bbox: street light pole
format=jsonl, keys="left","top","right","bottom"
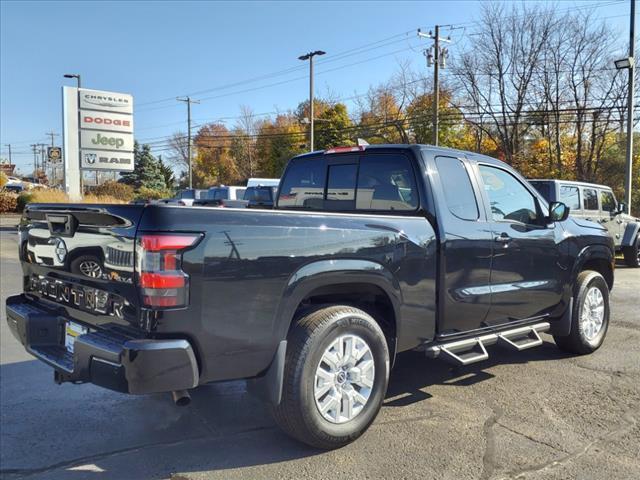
{"left": 624, "top": 0, "right": 636, "bottom": 214}
{"left": 298, "top": 50, "right": 326, "bottom": 152}
{"left": 64, "top": 73, "right": 81, "bottom": 89}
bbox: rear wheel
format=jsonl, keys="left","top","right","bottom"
{"left": 623, "top": 236, "right": 639, "bottom": 268}
{"left": 271, "top": 305, "right": 389, "bottom": 449}
{"left": 553, "top": 270, "right": 609, "bottom": 354}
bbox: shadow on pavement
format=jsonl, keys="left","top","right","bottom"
{"left": 0, "top": 338, "right": 574, "bottom": 479}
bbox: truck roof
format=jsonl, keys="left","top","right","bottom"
{"left": 528, "top": 178, "right": 612, "bottom": 190}
{"left": 295, "top": 144, "right": 509, "bottom": 168}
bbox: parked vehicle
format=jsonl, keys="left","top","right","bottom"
{"left": 193, "top": 185, "right": 248, "bottom": 208}
{"left": 243, "top": 185, "right": 278, "bottom": 209}
{"left": 6, "top": 145, "right": 615, "bottom": 449}
{"left": 246, "top": 178, "right": 279, "bottom": 188}
{"left": 3, "top": 183, "right": 24, "bottom": 193}
{"left": 529, "top": 179, "right": 639, "bottom": 267}
{"left": 163, "top": 189, "right": 207, "bottom": 206}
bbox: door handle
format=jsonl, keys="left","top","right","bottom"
{"left": 494, "top": 233, "right": 511, "bottom": 243}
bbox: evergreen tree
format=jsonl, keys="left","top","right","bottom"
{"left": 158, "top": 155, "right": 175, "bottom": 189}
{"left": 120, "top": 142, "right": 166, "bottom": 190}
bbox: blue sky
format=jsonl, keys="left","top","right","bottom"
{"left": 0, "top": 0, "right": 631, "bottom": 173}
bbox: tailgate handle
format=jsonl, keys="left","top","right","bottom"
{"left": 46, "top": 214, "right": 78, "bottom": 237}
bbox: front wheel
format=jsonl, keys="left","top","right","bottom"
{"left": 553, "top": 270, "right": 610, "bottom": 354}
{"left": 622, "top": 236, "right": 639, "bottom": 268}
{"left": 271, "top": 305, "right": 390, "bottom": 449}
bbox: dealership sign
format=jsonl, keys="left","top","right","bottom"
{"left": 80, "top": 112, "right": 134, "bottom": 133}
{"left": 79, "top": 90, "right": 133, "bottom": 114}
{"left": 77, "top": 88, "right": 134, "bottom": 171}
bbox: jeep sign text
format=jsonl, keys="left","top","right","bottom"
{"left": 80, "top": 131, "right": 133, "bottom": 152}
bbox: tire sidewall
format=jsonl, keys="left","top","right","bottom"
{"left": 574, "top": 272, "right": 610, "bottom": 350}
{"left": 298, "top": 310, "right": 389, "bottom": 442}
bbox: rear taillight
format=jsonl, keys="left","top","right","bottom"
{"left": 137, "top": 233, "right": 202, "bottom": 308}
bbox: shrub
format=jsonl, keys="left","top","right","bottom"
{"left": 16, "top": 192, "right": 33, "bottom": 211}
{"left": 29, "top": 189, "right": 70, "bottom": 203}
{"left": 82, "top": 194, "right": 126, "bottom": 204}
{"left": 0, "top": 192, "right": 18, "bottom": 213}
{"left": 0, "top": 172, "right": 8, "bottom": 189}
{"left": 135, "top": 186, "right": 172, "bottom": 201}
{"left": 92, "top": 181, "right": 135, "bottom": 202}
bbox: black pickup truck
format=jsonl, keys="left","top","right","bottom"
{"left": 6, "top": 145, "right": 615, "bottom": 449}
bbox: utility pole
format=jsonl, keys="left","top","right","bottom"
{"left": 418, "top": 27, "right": 450, "bottom": 146}
{"left": 177, "top": 96, "right": 200, "bottom": 189}
{"left": 4, "top": 144, "right": 11, "bottom": 165}
{"left": 46, "top": 131, "right": 59, "bottom": 147}
{"left": 38, "top": 144, "right": 47, "bottom": 184}
{"left": 298, "top": 50, "right": 326, "bottom": 152}
{"left": 45, "top": 132, "right": 59, "bottom": 186}
{"left": 624, "top": 0, "right": 636, "bottom": 214}
{"left": 30, "top": 144, "right": 39, "bottom": 181}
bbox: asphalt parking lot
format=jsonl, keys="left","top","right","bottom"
{"left": 1, "top": 214, "right": 639, "bottom": 480}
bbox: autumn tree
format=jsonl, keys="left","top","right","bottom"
{"left": 193, "top": 123, "right": 238, "bottom": 186}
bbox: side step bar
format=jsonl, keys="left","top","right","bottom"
{"left": 425, "top": 322, "right": 550, "bottom": 366}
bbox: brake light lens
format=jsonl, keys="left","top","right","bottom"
{"left": 324, "top": 145, "right": 366, "bottom": 154}
{"left": 137, "top": 233, "right": 202, "bottom": 308}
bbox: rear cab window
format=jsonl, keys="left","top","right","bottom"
{"left": 277, "top": 151, "right": 419, "bottom": 213}
{"left": 435, "top": 156, "right": 479, "bottom": 220}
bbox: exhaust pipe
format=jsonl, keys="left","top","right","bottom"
{"left": 171, "top": 390, "right": 191, "bottom": 407}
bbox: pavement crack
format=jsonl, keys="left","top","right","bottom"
{"left": 480, "top": 400, "right": 503, "bottom": 480}
{"left": 498, "top": 407, "right": 638, "bottom": 480}
{"left": 495, "top": 422, "right": 567, "bottom": 454}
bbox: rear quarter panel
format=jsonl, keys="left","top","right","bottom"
{"left": 139, "top": 205, "right": 437, "bottom": 383}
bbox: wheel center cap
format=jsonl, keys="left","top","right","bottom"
{"left": 336, "top": 371, "right": 347, "bottom": 384}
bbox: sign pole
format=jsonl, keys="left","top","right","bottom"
{"left": 62, "top": 86, "right": 82, "bottom": 200}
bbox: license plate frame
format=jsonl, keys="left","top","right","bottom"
{"left": 65, "top": 321, "right": 88, "bottom": 354}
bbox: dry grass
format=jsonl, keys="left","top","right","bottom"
{"left": 27, "top": 189, "right": 126, "bottom": 205}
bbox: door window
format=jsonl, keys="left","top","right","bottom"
{"left": 600, "top": 190, "right": 616, "bottom": 213}
{"left": 583, "top": 188, "right": 598, "bottom": 211}
{"left": 479, "top": 165, "right": 539, "bottom": 224}
{"left": 559, "top": 185, "right": 580, "bottom": 211}
{"left": 435, "top": 157, "right": 479, "bottom": 220}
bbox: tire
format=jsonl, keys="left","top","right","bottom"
{"left": 69, "top": 254, "right": 104, "bottom": 279}
{"left": 271, "top": 305, "right": 390, "bottom": 449}
{"left": 553, "top": 270, "right": 610, "bottom": 354}
{"left": 622, "top": 236, "right": 639, "bottom": 268}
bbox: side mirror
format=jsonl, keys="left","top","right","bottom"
{"left": 617, "top": 202, "right": 627, "bottom": 215}
{"left": 549, "top": 201, "right": 570, "bottom": 222}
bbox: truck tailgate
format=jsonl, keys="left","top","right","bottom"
{"left": 19, "top": 203, "right": 145, "bottom": 332}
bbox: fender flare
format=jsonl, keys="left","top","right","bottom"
{"left": 552, "top": 244, "right": 613, "bottom": 337}
{"left": 272, "top": 258, "right": 403, "bottom": 343}
{"left": 254, "top": 259, "right": 402, "bottom": 406}
{"left": 621, "top": 221, "right": 639, "bottom": 248}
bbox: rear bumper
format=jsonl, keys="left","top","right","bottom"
{"left": 5, "top": 294, "right": 199, "bottom": 394}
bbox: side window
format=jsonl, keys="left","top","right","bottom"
{"left": 356, "top": 154, "right": 418, "bottom": 211}
{"left": 583, "top": 188, "right": 598, "bottom": 211}
{"left": 479, "top": 165, "right": 539, "bottom": 224}
{"left": 600, "top": 190, "right": 616, "bottom": 213}
{"left": 559, "top": 185, "right": 580, "bottom": 211}
{"left": 435, "top": 157, "right": 479, "bottom": 220}
{"left": 278, "top": 156, "right": 326, "bottom": 209}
